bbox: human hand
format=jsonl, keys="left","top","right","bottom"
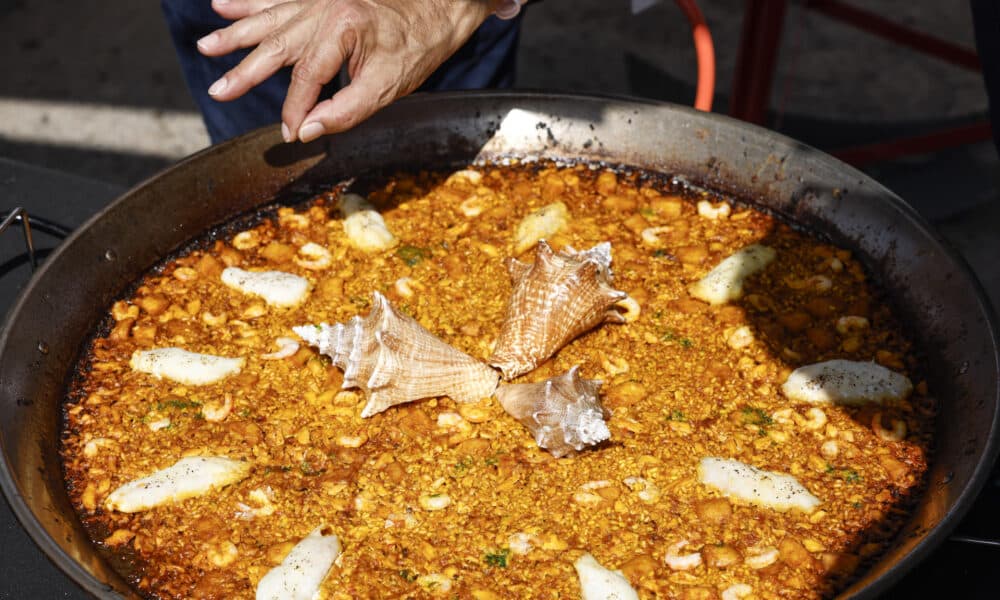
{"left": 196, "top": 0, "right": 496, "bottom": 142}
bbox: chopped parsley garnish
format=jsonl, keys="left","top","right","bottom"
{"left": 156, "top": 398, "right": 201, "bottom": 411}
{"left": 740, "top": 406, "right": 773, "bottom": 436}
{"left": 639, "top": 207, "right": 656, "bottom": 218}
{"left": 826, "top": 464, "right": 862, "bottom": 484}
{"left": 484, "top": 548, "right": 511, "bottom": 568}
{"left": 483, "top": 451, "right": 504, "bottom": 467}
{"left": 396, "top": 245, "right": 428, "bottom": 266}
{"left": 398, "top": 569, "right": 418, "bottom": 582}
{"left": 453, "top": 456, "right": 474, "bottom": 475}
{"left": 666, "top": 410, "right": 687, "bottom": 422}
{"left": 660, "top": 328, "right": 694, "bottom": 347}
{"left": 740, "top": 406, "right": 773, "bottom": 427}
{"left": 843, "top": 469, "right": 862, "bottom": 484}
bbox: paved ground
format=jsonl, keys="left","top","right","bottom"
{"left": 0, "top": 0, "right": 996, "bottom": 307}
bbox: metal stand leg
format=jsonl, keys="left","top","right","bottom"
{"left": 729, "top": 0, "right": 789, "bottom": 125}
{"left": 729, "top": 0, "right": 993, "bottom": 164}
{"left": 0, "top": 208, "right": 37, "bottom": 271}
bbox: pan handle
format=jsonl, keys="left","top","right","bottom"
{"left": 0, "top": 207, "right": 71, "bottom": 271}
{"left": 948, "top": 467, "right": 1000, "bottom": 548}
{"left": 948, "top": 534, "right": 1000, "bottom": 548}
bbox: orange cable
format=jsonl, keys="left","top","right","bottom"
{"left": 673, "top": 0, "right": 716, "bottom": 112}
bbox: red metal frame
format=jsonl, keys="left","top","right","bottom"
{"left": 729, "top": 0, "right": 788, "bottom": 124}
{"left": 832, "top": 121, "right": 993, "bottom": 165}
{"left": 808, "top": 0, "right": 980, "bottom": 71}
{"left": 729, "top": 0, "right": 992, "bottom": 166}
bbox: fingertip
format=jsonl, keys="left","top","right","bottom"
{"left": 207, "top": 77, "right": 229, "bottom": 97}
{"left": 282, "top": 84, "right": 326, "bottom": 143}
{"left": 281, "top": 109, "right": 307, "bottom": 144}
{"left": 196, "top": 32, "right": 218, "bottom": 54}
{"left": 287, "top": 63, "right": 380, "bottom": 140}
{"left": 211, "top": 0, "right": 243, "bottom": 20}
{"left": 298, "top": 121, "right": 326, "bottom": 143}
{"left": 301, "top": 94, "right": 365, "bottom": 137}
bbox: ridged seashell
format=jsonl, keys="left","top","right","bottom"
{"left": 495, "top": 366, "right": 611, "bottom": 458}
{"left": 294, "top": 292, "right": 499, "bottom": 418}
{"left": 489, "top": 241, "right": 627, "bottom": 379}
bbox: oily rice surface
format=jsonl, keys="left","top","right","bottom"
{"left": 61, "top": 164, "right": 933, "bottom": 599}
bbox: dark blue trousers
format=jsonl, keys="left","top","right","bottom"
{"left": 161, "top": 1, "right": 523, "bottom": 143}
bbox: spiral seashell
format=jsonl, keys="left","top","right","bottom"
{"left": 496, "top": 366, "right": 611, "bottom": 458}
{"left": 489, "top": 241, "right": 628, "bottom": 379}
{"left": 294, "top": 292, "right": 499, "bottom": 417}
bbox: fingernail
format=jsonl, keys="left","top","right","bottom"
{"left": 196, "top": 33, "right": 218, "bottom": 51}
{"left": 213, "top": 0, "right": 231, "bottom": 6}
{"left": 299, "top": 122, "right": 325, "bottom": 142}
{"left": 281, "top": 122, "right": 292, "bottom": 143}
{"left": 207, "top": 77, "right": 228, "bottom": 96}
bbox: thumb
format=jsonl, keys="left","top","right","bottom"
{"left": 296, "top": 76, "right": 394, "bottom": 142}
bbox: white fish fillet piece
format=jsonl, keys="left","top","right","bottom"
{"left": 221, "top": 267, "right": 310, "bottom": 307}
{"left": 574, "top": 553, "right": 639, "bottom": 600}
{"left": 781, "top": 359, "right": 913, "bottom": 405}
{"left": 130, "top": 348, "right": 244, "bottom": 386}
{"left": 688, "top": 243, "right": 776, "bottom": 305}
{"left": 513, "top": 201, "right": 570, "bottom": 254}
{"left": 256, "top": 525, "right": 341, "bottom": 600}
{"left": 105, "top": 456, "right": 251, "bottom": 513}
{"left": 340, "top": 193, "right": 398, "bottom": 252}
{"left": 698, "top": 457, "right": 820, "bottom": 513}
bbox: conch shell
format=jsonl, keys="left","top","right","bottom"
{"left": 489, "top": 241, "right": 627, "bottom": 379}
{"left": 496, "top": 366, "right": 611, "bottom": 458}
{"left": 294, "top": 292, "right": 499, "bottom": 417}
